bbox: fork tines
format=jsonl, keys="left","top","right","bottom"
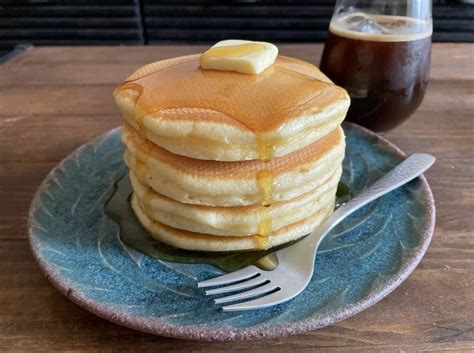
{"left": 198, "top": 266, "right": 283, "bottom": 312}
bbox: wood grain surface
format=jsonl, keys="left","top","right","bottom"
{"left": 0, "top": 44, "right": 473, "bottom": 352}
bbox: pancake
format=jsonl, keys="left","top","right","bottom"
{"left": 131, "top": 193, "right": 335, "bottom": 251}
{"left": 114, "top": 54, "right": 350, "bottom": 161}
{"left": 130, "top": 167, "right": 340, "bottom": 236}
{"left": 122, "top": 124, "right": 345, "bottom": 206}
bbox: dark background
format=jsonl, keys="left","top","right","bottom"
{"left": 1, "top": 0, "right": 474, "bottom": 59}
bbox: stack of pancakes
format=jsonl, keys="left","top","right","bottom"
{"left": 114, "top": 54, "right": 349, "bottom": 252}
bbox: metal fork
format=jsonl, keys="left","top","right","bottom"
{"left": 198, "top": 153, "right": 435, "bottom": 312}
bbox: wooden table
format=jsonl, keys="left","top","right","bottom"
{"left": 0, "top": 44, "right": 473, "bottom": 352}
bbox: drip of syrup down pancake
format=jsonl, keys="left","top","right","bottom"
{"left": 255, "top": 170, "right": 274, "bottom": 249}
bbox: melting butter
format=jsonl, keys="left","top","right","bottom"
{"left": 201, "top": 43, "right": 265, "bottom": 60}
{"left": 200, "top": 40, "right": 278, "bottom": 74}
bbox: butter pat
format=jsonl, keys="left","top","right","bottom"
{"left": 200, "top": 40, "right": 278, "bottom": 74}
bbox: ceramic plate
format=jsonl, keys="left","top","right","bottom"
{"left": 28, "top": 123, "right": 435, "bottom": 341}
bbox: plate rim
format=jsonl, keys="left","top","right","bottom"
{"left": 28, "top": 122, "right": 436, "bottom": 342}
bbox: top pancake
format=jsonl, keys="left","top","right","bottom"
{"left": 113, "top": 54, "right": 350, "bottom": 161}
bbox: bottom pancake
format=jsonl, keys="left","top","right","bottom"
{"left": 130, "top": 167, "right": 340, "bottom": 237}
{"left": 131, "top": 194, "right": 335, "bottom": 252}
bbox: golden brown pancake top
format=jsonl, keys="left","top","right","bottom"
{"left": 114, "top": 54, "right": 348, "bottom": 133}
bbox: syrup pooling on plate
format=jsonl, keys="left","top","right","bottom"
{"left": 115, "top": 55, "right": 345, "bottom": 160}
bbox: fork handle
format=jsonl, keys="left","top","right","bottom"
{"left": 306, "top": 153, "right": 435, "bottom": 249}
{"left": 330, "top": 153, "right": 435, "bottom": 229}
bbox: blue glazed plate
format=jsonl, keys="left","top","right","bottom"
{"left": 28, "top": 123, "right": 435, "bottom": 341}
